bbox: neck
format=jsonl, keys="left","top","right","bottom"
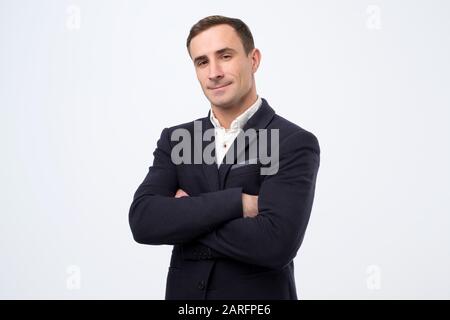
{"left": 211, "top": 91, "right": 258, "bottom": 129}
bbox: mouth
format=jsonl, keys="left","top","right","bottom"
{"left": 209, "top": 82, "right": 232, "bottom": 91}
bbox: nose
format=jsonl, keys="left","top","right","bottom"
{"left": 208, "top": 60, "right": 224, "bottom": 82}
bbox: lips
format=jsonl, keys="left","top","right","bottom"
{"left": 210, "top": 82, "right": 231, "bottom": 90}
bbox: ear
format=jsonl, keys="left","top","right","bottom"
{"left": 251, "top": 48, "right": 261, "bottom": 73}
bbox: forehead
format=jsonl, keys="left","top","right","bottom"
{"left": 190, "top": 24, "right": 244, "bottom": 58}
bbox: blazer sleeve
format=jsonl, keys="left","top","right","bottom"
{"left": 194, "top": 130, "right": 321, "bottom": 269}
{"left": 129, "top": 127, "right": 243, "bottom": 245}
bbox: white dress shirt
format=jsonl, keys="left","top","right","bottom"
{"left": 209, "top": 95, "right": 262, "bottom": 167}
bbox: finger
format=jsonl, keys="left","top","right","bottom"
{"left": 175, "top": 189, "right": 189, "bottom": 198}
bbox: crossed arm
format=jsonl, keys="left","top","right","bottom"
{"left": 129, "top": 127, "right": 320, "bottom": 269}
{"left": 175, "top": 188, "right": 259, "bottom": 218}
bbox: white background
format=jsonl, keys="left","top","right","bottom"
{"left": 1, "top": 0, "right": 449, "bottom": 299}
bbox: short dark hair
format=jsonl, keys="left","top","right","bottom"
{"left": 186, "top": 15, "right": 255, "bottom": 57}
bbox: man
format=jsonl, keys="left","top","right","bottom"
{"left": 129, "top": 15, "right": 320, "bottom": 300}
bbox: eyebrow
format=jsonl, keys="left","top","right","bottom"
{"left": 193, "top": 47, "right": 237, "bottom": 65}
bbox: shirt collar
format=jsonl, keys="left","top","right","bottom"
{"left": 209, "top": 95, "right": 262, "bottom": 130}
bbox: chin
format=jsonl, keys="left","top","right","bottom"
{"left": 212, "top": 99, "right": 233, "bottom": 109}
{"left": 209, "top": 94, "right": 236, "bottom": 108}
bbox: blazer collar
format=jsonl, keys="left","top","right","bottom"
{"left": 201, "top": 97, "right": 276, "bottom": 192}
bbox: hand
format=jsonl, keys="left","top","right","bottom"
{"left": 242, "top": 193, "right": 259, "bottom": 218}
{"left": 175, "top": 189, "right": 189, "bottom": 198}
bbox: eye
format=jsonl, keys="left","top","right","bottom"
{"left": 197, "top": 60, "right": 207, "bottom": 66}
{"left": 222, "top": 55, "right": 232, "bottom": 59}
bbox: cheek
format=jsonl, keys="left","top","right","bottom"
{"left": 196, "top": 73, "right": 207, "bottom": 87}
{"left": 237, "top": 64, "right": 252, "bottom": 83}
{"left": 236, "top": 71, "right": 251, "bottom": 89}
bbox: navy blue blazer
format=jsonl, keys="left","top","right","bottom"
{"left": 129, "top": 98, "right": 320, "bottom": 300}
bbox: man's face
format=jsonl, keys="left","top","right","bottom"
{"left": 189, "top": 24, "right": 260, "bottom": 109}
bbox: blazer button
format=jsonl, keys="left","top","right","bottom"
{"left": 197, "top": 280, "right": 206, "bottom": 290}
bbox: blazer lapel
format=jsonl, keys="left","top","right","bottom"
{"left": 201, "top": 97, "right": 276, "bottom": 191}
{"left": 218, "top": 98, "right": 276, "bottom": 188}
{"left": 200, "top": 116, "right": 220, "bottom": 192}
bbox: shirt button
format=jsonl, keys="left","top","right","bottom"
{"left": 197, "top": 280, "right": 206, "bottom": 290}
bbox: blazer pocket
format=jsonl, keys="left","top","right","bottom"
{"left": 230, "top": 158, "right": 259, "bottom": 170}
{"left": 228, "top": 164, "right": 261, "bottom": 176}
{"left": 226, "top": 165, "right": 262, "bottom": 195}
